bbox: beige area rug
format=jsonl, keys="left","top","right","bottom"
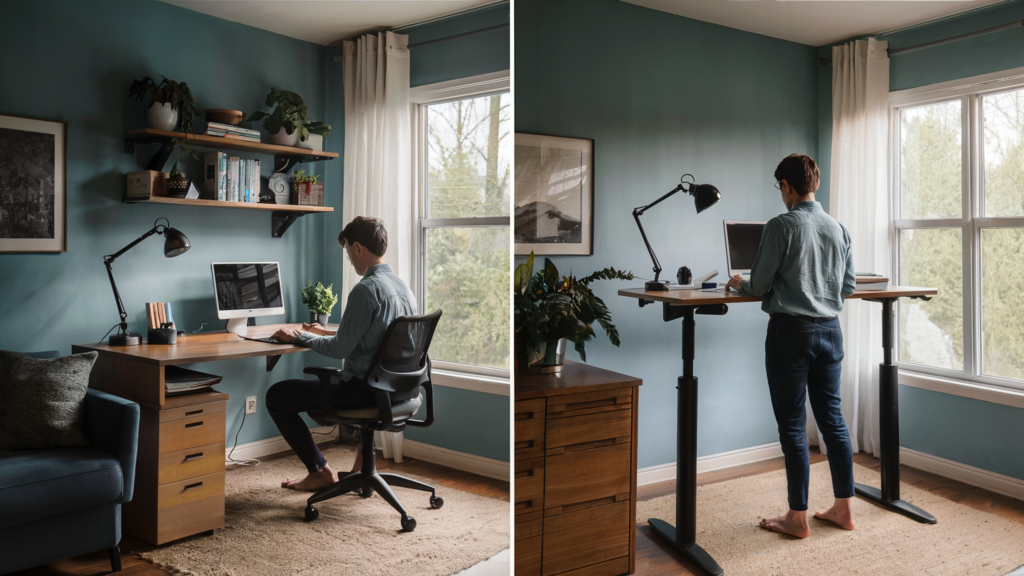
{"left": 139, "top": 445, "right": 509, "bottom": 576}
{"left": 637, "top": 462, "right": 1024, "bottom": 576}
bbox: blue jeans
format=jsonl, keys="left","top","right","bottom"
{"left": 765, "top": 314, "right": 854, "bottom": 511}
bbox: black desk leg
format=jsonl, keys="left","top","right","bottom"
{"left": 648, "top": 306, "right": 724, "bottom": 576}
{"left": 853, "top": 297, "right": 936, "bottom": 524}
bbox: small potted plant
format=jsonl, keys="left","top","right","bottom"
{"left": 243, "top": 87, "right": 309, "bottom": 147}
{"left": 300, "top": 281, "right": 339, "bottom": 326}
{"left": 128, "top": 75, "right": 199, "bottom": 159}
{"left": 166, "top": 159, "right": 189, "bottom": 198}
{"left": 514, "top": 251, "right": 635, "bottom": 372}
{"left": 291, "top": 169, "right": 323, "bottom": 206}
{"left": 298, "top": 120, "right": 332, "bottom": 152}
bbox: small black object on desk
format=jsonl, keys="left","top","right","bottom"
{"left": 147, "top": 322, "right": 177, "bottom": 345}
{"left": 632, "top": 174, "right": 721, "bottom": 291}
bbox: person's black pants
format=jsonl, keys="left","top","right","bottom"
{"left": 266, "top": 378, "right": 377, "bottom": 474}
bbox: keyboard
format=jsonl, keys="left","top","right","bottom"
{"left": 239, "top": 335, "right": 288, "bottom": 344}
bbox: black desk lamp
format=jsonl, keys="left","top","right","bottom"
{"left": 104, "top": 217, "right": 190, "bottom": 346}
{"left": 632, "top": 174, "right": 721, "bottom": 291}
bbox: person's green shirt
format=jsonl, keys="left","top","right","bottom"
{"left": 294, "top": 263, "right": 417, "bottom": 381}
{"left": 736, "top": 201, "right": 856, "bottom": 317}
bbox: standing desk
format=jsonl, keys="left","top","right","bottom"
{"left": 73, "top": 324, "right": 315, "bottom": 544}
{"left": 617, "top": 287, "right": 937, "bottom": 576}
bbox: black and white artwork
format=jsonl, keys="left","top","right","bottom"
{"left": 0, "top": 114, "right": 66, "bottom": 252}
{"left": 514, "top": 133, "right": 593, "bottom": 255}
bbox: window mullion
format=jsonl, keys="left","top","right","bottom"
{"left": 964, "top": 93, "right": 978, "bottom": 378}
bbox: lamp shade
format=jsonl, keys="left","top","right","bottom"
{"left": 163, "top": 227, "right": 190, "bottom": 257}
{"left": 693, "top": 183, "right": 721, "bottom": 213}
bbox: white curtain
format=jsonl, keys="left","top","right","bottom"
{"left": 809, "top": 38, "right": 890, "bottom": 458}
{"left": 342, "top": 31, "right": 413, "bottom": 462}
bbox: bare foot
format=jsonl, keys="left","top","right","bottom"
{"left": 814, "top": 501, "right": 856, "bottom": 530}
{"left": 759, "top": 510, "right": 810, "bottom": 539}
{"left": 281, "top": 464, "right": 336, "bottom": 491}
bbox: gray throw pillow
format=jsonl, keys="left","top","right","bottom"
{"left": 0, "top": 350, "right": 98, "bottom": 450}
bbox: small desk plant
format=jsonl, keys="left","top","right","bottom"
{"left": 291, "top": 170, "right": 323, "bottom": 206}
{"left": 300, "top": 281, "right": 339, "bottom": 326}
{"left": 514, "top": 251, "right": 634, "bottom": 372}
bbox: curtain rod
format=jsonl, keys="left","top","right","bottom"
{"left": 407, "top": 23, "right": 508, "bottom": 49}
{"left": 818, "top": 19, "right": 1024, "bottom": 65}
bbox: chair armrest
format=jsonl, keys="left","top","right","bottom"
{"left": 404, "top": 379, "right": 434, "bottom": 428}
{"left": 84, "top": 388, "right": 140, "bottom": 504}
{"left": 304, "top": 366, "right": 346, "bottom": 422}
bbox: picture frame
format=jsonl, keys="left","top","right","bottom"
{"left": 514, "top": 132, "right": 593, "bottom": 256}
{"left": 0, "top": 113, "right": 67, "bottom": 253}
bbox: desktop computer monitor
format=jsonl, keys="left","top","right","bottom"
{"left": 723, "top": 221, "right": 767, "bottom": 277}
{"left": 211, "top": 262, "right": 285, "bottom": 334}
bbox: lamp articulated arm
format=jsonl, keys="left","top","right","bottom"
{"left": 103, "top": 220, "right": 168, "bottom": 336}
{"left": 632, "top": 182, "right": 690, "bottom": 284}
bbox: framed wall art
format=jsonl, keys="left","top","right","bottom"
{"left": 0, "top": 113, "right": 67, "bottom": 253}
{"left": 514, "top": 133, "right": 593, "bottom": 256}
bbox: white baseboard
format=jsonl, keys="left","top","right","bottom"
{"left": 225, "top": 425, "right": 337, "bottom": 464}
{"left": 637, "top": 442, "right": 784, "bottom": 486}
{"left": 900, "top": 447, "right": 1024, "bottom": 502}
{"left": 403, "top": 440, "right": 510, "bottom": 481}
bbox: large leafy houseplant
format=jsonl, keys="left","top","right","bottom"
{"left": 243, "top": 88, "right": 329, "bottom": 141}
{"left": 514, "top": 251, "right": 634, "bottom": 371}
{"left": 128, "top": 75, "right": 198, "bottom": 159}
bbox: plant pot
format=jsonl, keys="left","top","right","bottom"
{"left": 166, "top": 177, "right": 190, "bottom": 198}
{"left": 269, "top": 127, "right": 298, "bottom": 147}
{"left": 148, "top": 102, "right": 179, "bottom": 132}
{"left": 293, "top": 182, "right": 324, "bottom": 207}
{"left": 309, "top": 312, "right": 329, "bottom": 326}
{"left": 298, "top": 133, "right": 323, "bottom": 152}
{"left": 529, "top": 338, "right": 567, "bottom": 373}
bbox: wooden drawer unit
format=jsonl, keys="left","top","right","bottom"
{"left": 159, "top": 410, "right": 226, "bottom": 453}
{"left": 157, "top": 442, "right": 226, "bottom": 485}
{"left": 515, "top": 362, "right": 641, "bottom": 575}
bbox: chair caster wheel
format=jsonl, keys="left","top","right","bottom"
{"left": 304, "top": 506, "right": 319, "bottom": 522}
{"left": 401, "top": 516, "right": 417, "bottom": 532}
{"left": 430, "top": 495, "right": 444, "bottom": 509}
{"left": 360, "top": 486, "right": 373, "bottom": 498}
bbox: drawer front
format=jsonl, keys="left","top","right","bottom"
{"left": 156, "top": 471, "right": 225, "bottom": 544}
{"left": 542, "top": 501, "right": 630, "bottom": 576}
{"left": 546, "top": 387, "right": 632, "bottom": 417}
{"left": 515, "top": 456, "right": 544, "bottom": 516}
{"left": 556, "top": 556, "right": 629, "bottom": 576}
{"left": 545, "top": 407, "right": 631, "bottom": 450}
{"left": 545, "top": 442, "right": 631, "bottom": 510}
{"left": 515, "top": 399, "right": 545, "bottom": 456}
{"left": 158, "top": 442, "right": 225, "bottom": 485}
{"left": 159, "top": 411, "right": 226, "bottom": 453}
{"left": 515, "top": 535, "right": 542, "bottom": 576}
{"left": 159, "top": 400, "right": 226, "bottom": 423}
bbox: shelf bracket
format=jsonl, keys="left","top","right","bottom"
{"left": 274, "top": 156, "right": 296, "bottom": 173}
{"left": 272, "top": 211, "right": 307, "bottom": 238}
{"left": 267, "top": 354, "right": 282, "bottom": 372}
{"left": 145, "top": 140, "right": 175, "bottom": 172}
{"left": 124, "top": 139, "right": 134, "bottom": 154}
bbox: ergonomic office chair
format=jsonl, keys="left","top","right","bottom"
{"left": 302, "top": 310, "right": 443, "bottom": 532}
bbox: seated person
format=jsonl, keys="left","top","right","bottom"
{"left": 266, "top": 216, "right": 417, "bottom": 491}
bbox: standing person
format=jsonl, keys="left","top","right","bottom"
{"left": 726, "top": 154, "right": 857, "bottom": 538}
{"left": 266, "top": 216, "right": 418, "bottom": 492}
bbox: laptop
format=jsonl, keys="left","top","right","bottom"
{"left": 723, "top": 220, "right": 767, "bottom": 278}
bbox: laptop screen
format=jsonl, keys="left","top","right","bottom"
{"left": 724, "top": 222, "right": 766, "bottom": 272}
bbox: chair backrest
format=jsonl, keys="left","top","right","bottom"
{"left": 363, "top": 310, "right": 443, "bottom": 395}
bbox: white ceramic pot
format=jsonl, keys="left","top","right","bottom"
{"left": 269, "top": 127, "right": 299, "bottom": 147}
{"left": 298, "top": 133, "right": 323, "bottom": 152}
{"left": 148, "top": 102, "right": 178, "bottom": 132}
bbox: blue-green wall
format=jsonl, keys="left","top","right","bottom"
{"left": 817, "top": 0, "right": 1024, "bottom": 481}
{"left": 516, "top": 0, "right": 819, "bottom": 469}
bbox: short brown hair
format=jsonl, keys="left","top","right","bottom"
{"left": 774, "top": 154, "right": 820, "bottom": 197}
{"left": 337, "top": 216, "right": 387, "bottom": 257}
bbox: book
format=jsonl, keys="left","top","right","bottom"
{"left": 205, "top": 122, "right": 260, "bottom": 136}
{"left": 856, "top": 275, "right": 890, "bottom": 290}
{"left": 240, "top": 157, "right": 247, "bottom": 202}
{"left": 205, "top": 130, "right": 260, "bottom": 141}
{"left": 218, "top": 153, "right": 227, "bottom": 201}
{"left": 228, "top": 157, "right": 239, "bottom": 202}
{"left": 203, "top": 152, "right": 225, "bottom": 200}
{"left": 164, "top": 365, "right": 223, "bottom": 396}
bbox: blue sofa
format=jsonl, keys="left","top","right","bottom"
{"left": 0, "top": 388, "right": 140, "bottom": 575}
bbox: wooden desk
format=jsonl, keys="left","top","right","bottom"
{"left": 515, "top": 362, "right": 642, "bottom": 576}
{"left": 617, "top": 287, "right": 937, "bottom": 576}
{"left": 73, "top": 324, "right": 312, "bottom": 544}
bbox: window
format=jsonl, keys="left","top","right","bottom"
{"left": 411, "top": 73, "right": 510, "bottom": 375}
{"left": 892, "top": 74, "right": 1024, "bottom": 389}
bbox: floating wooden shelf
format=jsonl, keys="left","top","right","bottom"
{"left": 124, "top": 129, "right": 339, "bottom": 166}
{"left": 124, "top": 195, "right": 333, "bottom": 213}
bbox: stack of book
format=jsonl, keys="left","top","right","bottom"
{"left": 203, "top": 122, "right": 260, "bottom": 142}
{"left": 203, "top": 152, "right": 261, "bottom": 203}
{"left": 855, "top": 274, "right": 890, "bottom": 290}
{"left": 165, "top": 365, "right": 223, "bottom": 397}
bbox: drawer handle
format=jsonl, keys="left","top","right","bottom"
{"left": 185, "top": 421, "right": 204, "bottom": 429}
{"left": 514, "top": 440, "right": 535, "bottom": 450}
{"left": 184, "top": 481, "right": 203, "bottom": 491}
{"left": 514, "top": 468, "right": 535, "bottom": 479}
{"left": 185, "top": 409, "right": 204, "bottom": 417}
{"left": 184, "top": 452, "right": 205, "bottom": 461}
{"left": 514, "top": 412, "right": 534, "bottom": 421}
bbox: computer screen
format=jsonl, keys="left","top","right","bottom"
{"left": 212, "top": 263, "right": 283, "bottom": 314}
{"left": 724, "top": 221, "right": 766, "bottom": 273}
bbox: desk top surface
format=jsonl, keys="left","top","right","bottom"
{"left": 617, "top": 286, "right": 937, "bottom": 306}
{"left": 72, "top": 323, "right": 321, "bottom": 366}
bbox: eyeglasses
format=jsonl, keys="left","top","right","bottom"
{"left": 773, "top": 181, "right": 782, "bottom": 190}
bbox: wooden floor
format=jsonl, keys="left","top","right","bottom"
{"left": 634, "top": 447, "right": 1024, "bottom": 576}
{"left": 12, "top": 441, "right": 509, "bottom": 576}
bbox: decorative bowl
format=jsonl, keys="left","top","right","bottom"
{"left": 204, "top": 109, "right": 244, "bottom": 126}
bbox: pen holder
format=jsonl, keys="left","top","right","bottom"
{"left": 148, "top": 322, "right": 177, "bottom": 345}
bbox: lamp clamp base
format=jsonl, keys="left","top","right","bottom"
{"left": 109, "top": 332, "right": 142, "bottom": 346}
{"left": 645, "top": 280, "right": 670, "bottom": 291}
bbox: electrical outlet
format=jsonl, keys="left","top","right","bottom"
{"left": 245, "top": 396, "right": 258, "bottom": 415}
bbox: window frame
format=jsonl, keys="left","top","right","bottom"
{"left": 409, "top": 71, "right": 511, "bottom": 380}
{"left": 889, "top": 65, "right": 1024, "bottom": 393}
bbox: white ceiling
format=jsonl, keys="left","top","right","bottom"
{"left": 159, "top": 0, "right": 497, "bottom": 46}
{"left": 621, "top": 0, "right": 1010, "bottom": 46}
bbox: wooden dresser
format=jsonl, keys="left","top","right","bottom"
{"left": 515, "top": 361, "right": 641, "bottom": 576}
